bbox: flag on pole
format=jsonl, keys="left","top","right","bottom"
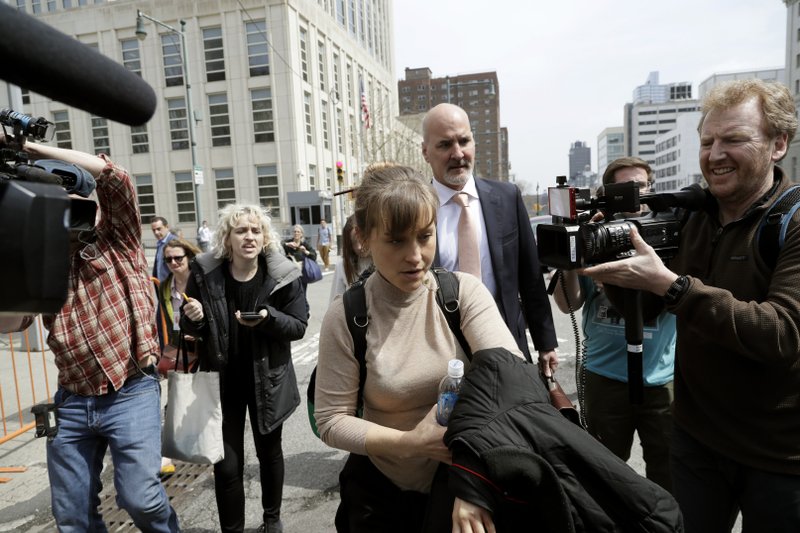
{"left": 360, "top": 79, "right": 372, "bottom": 129}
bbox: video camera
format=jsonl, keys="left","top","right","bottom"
{"left": 536, "top": 175, "right": 706, "bottom": 270}
{"left": 0, "top": 109, "right": 97, "bottom": 314}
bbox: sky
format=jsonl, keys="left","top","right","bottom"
{"left": 392, "top": 0, "right": 788, "bottom": 193}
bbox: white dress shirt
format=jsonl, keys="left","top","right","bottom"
{"left": 432, "top": 176, "right": 497, "bottom": 296}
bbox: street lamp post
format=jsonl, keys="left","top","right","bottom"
{"left": 136, "top": 10, "right": 203, "bottom": 226}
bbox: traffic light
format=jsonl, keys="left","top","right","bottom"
{"left": 336, "top": 162, "right": 344, "bottom": 184}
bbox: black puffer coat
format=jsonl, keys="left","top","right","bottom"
{"left": 444, "top": 348, "right": 683, "bottom": 533}
{"left": 181, "top": 249, "right": 307, "bottom": 434}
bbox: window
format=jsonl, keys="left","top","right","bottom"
{"left": 303, "top": 92, "right": 313, "bottom": 143}
{"left": 308, "top": 164, "right": 316, "bottom": 190}
{"left": 346, "top": 62, "right": 354, "bottom": 108}
{"left": 332, "top": 51, "right": 341, "bottom": 102}
{"left": 175, "top": 171, "right": 196, "bottom": 223}
{"left": 251, "top": 88, "right": 274, "bottom": 143}
{"left": 348, "top": 0, "right": 357, "bottom": 35}
{"left": 32, "top": 0, "right": 41, "bottom": 13}
{"left": 317, "top": 40, "right": 326, "bottom": 91}
{"left": 349, "top": 114, "right": 357, "bottom": 156}
{"left": 336, "top": 0, "right": 346, "bottom": 25}
{"left": 214, "top": 168, "right": 236, "bottom": 209}
{"left": 161, "top": 33, "right": 184, "bottom": 87}
{"left": 245, "top": 20, "right": 269, "bottom": 77}
{"left": 203, "top": 27, "right": 225, "bottom": 82}
{"left": 91, "top": 116, "right": 110, "bottom": 155}
{"left": 134, "top": 175, "right": 156, "bottom": 220}
{"left": 325, "top": 167, "right": 332, "bottom": 190}
{"left": 53, "top": 111, "right": 72, "bottom": 149}
{"left": 321, "top": 99, "right": 330, "bottom": 149}
{"left": 208, "top": 93, "right": 231, "bottom": 147}
{"left": 167, "top": 97, "right": 189, "bottom": 150}
{"left": 335, "top": 109, "right": 343, "bottom": 153}
{"left": 299, "top": 27, "right": 309, "bottom": 82}
{"left": 62, "top": 0, "right": 72, "bottom": 6}
{"left": 121, "top": 39, "right": 142, "bottom": 76}
{"left": 16, "top": 0, "right": 25, "bottom": 11}
{"left": 21, "top": 88, "right": 30, "bottom": 105}
{"left": 130, "top": 124, "right": 149, "bottom": 154}
{"left": 256, "top": 165, "right": 280, "bottom": 217}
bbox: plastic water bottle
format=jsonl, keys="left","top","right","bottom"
{"left": 436, "top": 359, "right": 465, "bottom": 426}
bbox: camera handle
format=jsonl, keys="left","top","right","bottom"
{"left": 622, "top": 288, "right": 644, "bottom": 404}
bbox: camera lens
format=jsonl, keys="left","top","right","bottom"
{"left": 580, "top": 221, "right": 635, "bottom": 264}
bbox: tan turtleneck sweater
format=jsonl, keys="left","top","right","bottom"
{"left": 314, "top": 270, "right": 522, "bottom": 492}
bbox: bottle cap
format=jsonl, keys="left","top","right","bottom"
{"left": 448, "top": 359, "right": 464, "bottom": 378}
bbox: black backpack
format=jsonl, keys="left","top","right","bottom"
{"left": 306, "top": 267, "right": 470, "bottom": 438}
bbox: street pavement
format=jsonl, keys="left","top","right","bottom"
{"left": 0, "top": 253, "right": 741, "bottom": 531}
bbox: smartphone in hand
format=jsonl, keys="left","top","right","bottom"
{"left": 239, "top": 312, "right": 263, "bottom": 320}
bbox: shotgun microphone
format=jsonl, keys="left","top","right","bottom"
{"left": 0, "top": 3, "right": 157, "bottom": 126}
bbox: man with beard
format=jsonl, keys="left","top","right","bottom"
{"left": 581, "top": 79, "right": 800, "bottom": 531}
{"left": 421, "top": 103, "right": 558, "bottom": 372}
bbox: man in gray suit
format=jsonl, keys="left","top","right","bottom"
{"left": 422, "top": 103, "right": 558, "bottom": 372}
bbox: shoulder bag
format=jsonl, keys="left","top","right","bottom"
{"left": 162, "top": 336, "right": 225, "bottom": 464}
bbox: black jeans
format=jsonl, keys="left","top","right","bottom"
{"left": 215, "top": 376, "right": 285, "bottom": 533}
{"left": 335, "top": 454, "right": 453, "bottom": 533}
{"left": 671, "top": 425, "right": 800, "bottom": 533}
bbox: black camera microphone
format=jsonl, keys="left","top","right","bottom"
{"left": 0, "top": 3, "right": 156, "bottom": 126}
{"left": 640, "top": 183, "right": 707, "bottom": 212}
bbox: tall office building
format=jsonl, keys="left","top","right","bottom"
{"left": 596, "top": 127, "right": 624, "bottom": 179}
{"left": 623, "top": 72, "right": 699, "bottom": 165}
{"left": 7, "top": 0, "right": 404, "bottom": 245}
{"left": 652, "top": 112, "right": 702, "bottom": 193}
{"left": 398, "top": 67, "right": 509, "bottom": 180}
{"left": 568, "top": 140, "right": 591, "bottom": 181}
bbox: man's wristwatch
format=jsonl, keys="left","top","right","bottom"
{"left": 663, "top": 275, "right": 690, "bottom": 304}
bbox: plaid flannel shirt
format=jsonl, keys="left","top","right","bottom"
{"left": 43, "top": 155, "right": 159, "bottom": 395}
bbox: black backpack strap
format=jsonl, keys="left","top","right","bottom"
{"left": 343, "top": 278, "right": 369, "bottom": 410}
{"left": 431, "top": 267, "right": 472, "bottom": 360}
{"left": 757, "top": 185, "right": 800, "bottom": 270}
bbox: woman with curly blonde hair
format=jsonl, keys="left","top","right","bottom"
{"left": 181, "top": 204, "right": 307, "bottom": 533}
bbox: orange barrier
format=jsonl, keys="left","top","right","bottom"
{"left": 0, "top": 317, "right": 55, "bottom": 446}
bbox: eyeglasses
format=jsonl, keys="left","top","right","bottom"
{"left": 164, "top": 255, "right": 186, "bottom": 264}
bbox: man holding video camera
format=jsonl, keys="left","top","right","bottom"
{"left": 582, "top": 79, "right": 800, "bottom": 531}
{"left": 0, "top": 139, "right": 179, "bottom": 531}
{"left": 552, "top": 157, "right": 676, "bottom": 492}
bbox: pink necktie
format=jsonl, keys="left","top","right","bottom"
{"left": 453, "top": 192, "right": 481, "bottom": 278}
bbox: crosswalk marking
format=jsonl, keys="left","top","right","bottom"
{"left": 292, "top": 333, "right": 320, "bottom": 366}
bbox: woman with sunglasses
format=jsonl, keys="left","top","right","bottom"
{"left": 157, "top": 239, "right": 202, "bottom": 353}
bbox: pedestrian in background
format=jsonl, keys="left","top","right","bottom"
{"left": 181, "top": 204, "right": 308, "bottom": 533}
{"left": 197, "top": 219, "right": 212, "bottom": 252}
{"left": 317, "top": 218, "right": 332, "bottom": 271}
{"left": 151, "top": 215, "right": 177, "bottom": 282}
{"left": 329, "top": 214, "right": 373, "bottom": 302}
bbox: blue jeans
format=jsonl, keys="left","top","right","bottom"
{"left": 48, "top": 372, "right": 180, "bottom": 532}
{"left": 672, "top": 425, "right": 800, "bottom": 533}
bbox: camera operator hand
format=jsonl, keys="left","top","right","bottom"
{"left": 579, "top": 226, "right": 678, "bottom": 297}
